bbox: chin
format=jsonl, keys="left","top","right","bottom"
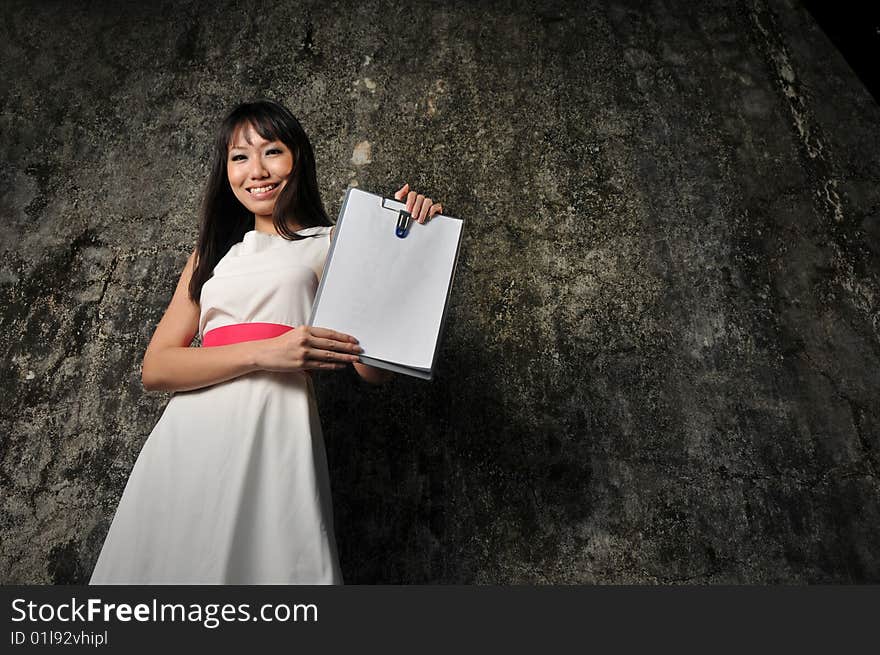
{"left": 250, "top": 202, "right": 276, "bottom": 214}
{"left": 237, "top": 197, "right": 275, "bottom": 214}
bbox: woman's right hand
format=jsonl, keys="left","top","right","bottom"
{"left": 253, "top": 326, "right": 362, "bottom": 373}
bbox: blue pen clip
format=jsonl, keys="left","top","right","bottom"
{"left": 396, "top": 209, "right": 412, "bottom": 238}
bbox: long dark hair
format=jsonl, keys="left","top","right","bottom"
{"left": 188, "top": 99, "right": 332, "bottom": 303}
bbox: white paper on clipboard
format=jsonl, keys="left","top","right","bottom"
{"left": 308, "top": 187, "right": 463, "bottom": 379}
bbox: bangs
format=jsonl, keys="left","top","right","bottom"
{"left": 220, "top": 104, "right": 287, "bottom": 152}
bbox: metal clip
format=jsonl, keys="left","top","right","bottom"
{"left": 396, "top": 209, "right": 412, "bottom": 238}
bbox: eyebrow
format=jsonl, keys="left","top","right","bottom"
{"left": 229, "top": 138, "right": 280, "bottom": 151}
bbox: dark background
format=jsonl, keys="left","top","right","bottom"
{"left": 1, "top": 0, "right": 878, "bottom": 583}
{"left": 804, "top": 2, "right": 880, "bottom": 104}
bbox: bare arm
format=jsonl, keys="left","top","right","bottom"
{"left": 142, "top": 249, "right": 360, "bottom": 393}
{"left": 141, "top": 250, "right": 261, "bottom": 393}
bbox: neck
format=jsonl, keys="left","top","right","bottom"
{"left": 254, "top": 215, "right": 304, "bottom": 235}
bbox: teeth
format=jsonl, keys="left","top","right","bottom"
{"left": 249, "top": 183, "right": 278, "bottom": 194}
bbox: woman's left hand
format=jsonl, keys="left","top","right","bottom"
{"left": 394, "top": 183, "right": 443, "bottom": 224}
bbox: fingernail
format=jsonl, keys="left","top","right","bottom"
{"left": 355, "top": 346, "right": 364, "bottom": 352}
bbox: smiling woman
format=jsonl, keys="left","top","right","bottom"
{"left": 227, "top": 126, "right": 295, "bottom": 228}
{"left": 194, "top": 99, "right": 334, "bottom": 253}
{"left": 87, "top": 99, "right": 445, "bottom": 585}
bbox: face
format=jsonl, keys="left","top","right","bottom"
{"left": 227, "top": 122, "right": 294, "bottom": 220}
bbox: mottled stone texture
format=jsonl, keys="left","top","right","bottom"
{"left": 1, "top": 0, "right": 878, "bottom": 584}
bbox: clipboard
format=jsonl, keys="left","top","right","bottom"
{"left": 308, "top": 187, "right": 464, "bottom": 380}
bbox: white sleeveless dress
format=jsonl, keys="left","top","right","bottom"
{"left": 89, "top": 225, "right": 343, "bottom": 584}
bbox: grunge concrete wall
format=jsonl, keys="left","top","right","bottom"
{"left": 1, "top": 0, "right": 878, "bottom": 583}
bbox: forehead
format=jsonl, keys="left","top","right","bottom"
{"left": 228, "top": 122, "right": 279, "bottom": 150}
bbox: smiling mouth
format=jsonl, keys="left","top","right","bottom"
{"left": 247, "top": 183, "right": 280, "bottom": 195}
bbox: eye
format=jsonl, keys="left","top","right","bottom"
{"left": 267, "top": 148, "right": 282, "bottom": 155}
{"left": 230, "top": 154, "right": 245, "bottom": 161}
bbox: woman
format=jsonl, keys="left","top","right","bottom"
{"left": 89, "top": 99, "right": 443, "bottom": 584}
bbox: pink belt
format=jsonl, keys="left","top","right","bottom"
{"left": 202, "top": 322, "right": 294, "bottom": 347}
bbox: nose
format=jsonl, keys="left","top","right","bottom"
{"left": 248, "top": 156, "right": 269, "bottom": 179}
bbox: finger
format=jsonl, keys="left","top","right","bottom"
{"left": 428, "top": 202, "right": 443, "bottom": 219}
{"left": 394, "top": 183, "right": 409, "bottom": 201}
{"left": 310, "top": 327, "right": 359, "bottom": 343}
{"left": 310, "top": 336, "right": 363, "bottom": 354}
{"left": 306, "top": 348, "right": 360, "bottom": 363}
{"left": 418, "top": 197, "right": 432, "bottom": 223}
{"left": 406, "top": 190, "right": 416, "bottom": 214}
{"left": 411, "top": 194, "right": 426, "bottom": 222}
